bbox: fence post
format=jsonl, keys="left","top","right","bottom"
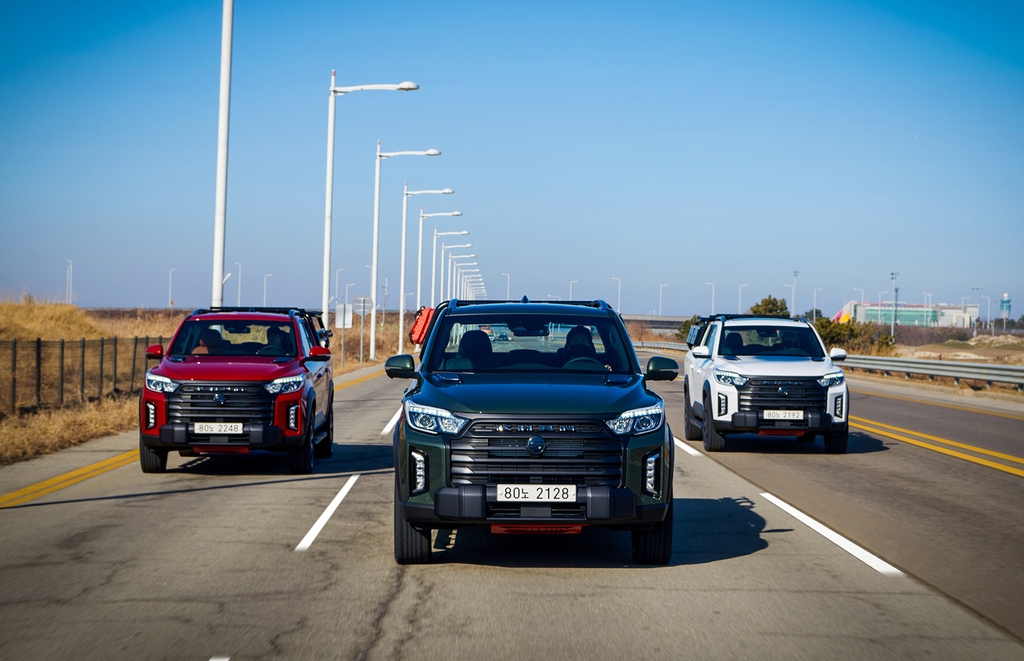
{"left": 58, "top": 339, "right": 65, "bottom": 406}
{"left": 79, "top": 338, "right": 85, "bottom": 402}
{"left": 112, "top": 337, "right": 118, "bottom": 394}
{"left": 130, "top": 336, "right": 138, "bottom": 394}
{"left": 98, "top": 338, "right": 105, "bottom": 399}
{"left": 35, "top": 338, "right": 42, "bottom": 407}
{"left": 9, "top": 339, "right": 15, "bottom": 414}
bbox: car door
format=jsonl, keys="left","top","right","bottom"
{"left": 298, "top": 320, "right": 327, "bottom": 428}
{"left": 692, "top": 323, "right": 718, "bottom": 413}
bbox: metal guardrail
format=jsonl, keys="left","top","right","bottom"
{"left": 634, "top": 342, "right": 1024, "bottom": 389}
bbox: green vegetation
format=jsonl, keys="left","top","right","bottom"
{"left": 675, "top": 314, "right": 700, "bottom": 342}
{"left": 750, "top": 295, "right": 789, "bottom": 317}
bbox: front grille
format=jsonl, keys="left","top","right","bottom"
{"left": 488, "top": 503, "right": 588, "bottom": 519}
{"left": 167, "top": 383, "right": 274, "bottom": 426}
{"left": 450, "top": 420, "right": 623, "bottom": 487}
{"left": 737, "top": 379, "right": 827, "bottom": 413}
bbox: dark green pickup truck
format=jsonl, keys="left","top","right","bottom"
{"left": 385, "top": 298, "right": 678, "bottom": 565}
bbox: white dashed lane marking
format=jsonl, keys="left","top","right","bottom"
{"left": 295, "top": 475, "right": 360, "bottom": 552}
{"left": 673, "top": 437, "right": 703, "bottom": 457}
{"left": 381, "top": 407, "right": 403, "bottom": 435}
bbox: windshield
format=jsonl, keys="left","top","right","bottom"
{"left": 169, "top": 320, "right": 298, "bottom": 357}
{"left": 424, "top": 313, "right": 634, "bottom": 373}
{"left": 718, "top": 325, "right": 825, "bottom": 358}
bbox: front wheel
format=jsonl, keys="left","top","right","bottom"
{"left": 631, "top": 498, "right": 674, "bottom": 565}
{"left": 702, "top": 395, "right": 727, "bottom": 452}
{"left": 289, "top": 409, "right": 315, "bottom": 474}
{"left": 682, "top": 387, "right": 702, "bottom": 441}
{"left": 824, "top": 427, "right": 849, "bottom": 454}
{"left": 139, "top": 437, "right": 167, "bottom": 473}
{"left": 394, "top": 482, "right": 431, "bottom": 564}
{"left": 314, "top": 403, "right": 334, "bottom": 459}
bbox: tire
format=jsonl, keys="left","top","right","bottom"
{"left": 824, "top": 427, "right": 849, "bottom": 454}
{"left": 702, "top": 395, "right": 727, "bottom": 452}
{"left": 289, "top": 408, "right": 315, "bottom": 474}
{"left": 631, "top": 497, "right": 674, "bottom": 565}
{"left": 682, "top": 386, "right": 702, "bottom": 441}
{"left": 314, "top": 402, "right": 334, "bottom": 459}
{"left": 394, "top": 481, "right": 431, "bottom": 564}
{"left": 139, "top": 437, "right": 167, "bottom": 473}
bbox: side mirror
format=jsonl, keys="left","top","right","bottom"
{"left": 646, "top": 356, "right": 679, "bottom": 381}
{"left": 690, "top": 345, "right": 710, "bottom": 359}
{"left": 385, "top": 354, "right": 416, "bottom": 379}
{"left": 145, "top": 344, "right": 164, "bottom": 359}
{"left": 306, "top": 346, "right": 331, "bottom": 362}
{"left": 829, "top": 347, "right": 847, "bottom": 361}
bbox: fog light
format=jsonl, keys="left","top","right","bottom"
{"left": 145, "top": 402, "right": 156, "bottom": 429}
{"left": 718, "top": 393, "right": 728, "bottom": 417}
{"left": 644, "top": 452, "right": 660, "bottom": 497}
{"left": 834, "top": 395, "right": 844, "bottom": 419}
{"left": 411, "top": 449, "right": 428, "bottom": 495}
{"left": 287, "top": 405, "right": 299, "bottom": 431}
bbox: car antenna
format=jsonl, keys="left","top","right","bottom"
{"left": 521, "top": 296, "right": 530, "bottom": 303}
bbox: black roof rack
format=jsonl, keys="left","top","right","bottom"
{"left": 702, "top": 313, "right": 799, "bottom": 323}
{"left": 188, "top": 306, "right": 322, "bottom": 317}
{"left": 447, "top": 299, "right": 612, "bottom": 310}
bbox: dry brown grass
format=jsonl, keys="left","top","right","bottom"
{"left": 0, "top": 397, "right": 138, "bottom": 466}
{"left": 0, "top": 297, "right": 183, "bottom": 341}
{"left": 87, "top": 308, "right": 186, "bottom": 339}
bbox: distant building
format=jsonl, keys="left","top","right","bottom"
{"left": 832, "top": 300, "right": 979, "bottom": 328}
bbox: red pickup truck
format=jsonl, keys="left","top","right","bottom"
{"left": 139, "top": 308, "right": 334, "bottom": 474}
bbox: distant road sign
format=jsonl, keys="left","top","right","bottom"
{"left": 335, "top": 303, "right": 353, "bottom": 329}
{"left": 352, "top": 296, "right": 373, "bottom": 316}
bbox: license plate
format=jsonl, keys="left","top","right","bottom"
{"left": 193, "top": 422, "right": 244, "bottom": 434}
{"left": 763, "top": 410, "right": 803, "bottom": 420}
{"left": 496, "top": 485, "right": 577, "bottom": 502}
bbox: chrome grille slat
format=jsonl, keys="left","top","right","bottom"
{"left": 166, "top": 382, "right": 273, "bottom": 425}
{"left": 736, "top": 379, "right": 827, "bottom": 413}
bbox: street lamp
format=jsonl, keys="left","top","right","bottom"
{"left": 878, "top": 291, "right": 887, "bottom": 324}
{"left": 611, "top": 277, "right": 622, "bottom": 311}
{"left": 502, "top": 273, "right": 511, "bottom": 300}
{"left": 369, "top": 142, "right": 441, "bottom": 360}
{"left": 453, "top": 264, "right": 478, "bottom": 299}
{"left": 320, "top": 72, "right": 419, "bottom": 330}
{"left": 210, "top": 0, "right": 234, "bottom": 309}
{"left": 66, "top": 260, "right": 73, "bottom": 305}
{"left": 447, "top": 253, "right": 475, "bottom": 299}
{"left": 704, "top": 282, "right": 714, "bottom": 315}
{"left": 235, "top": 261, "right": 242, "bottom": 306}
{"left": 438, "top": 242, "right": 471, "bottom": 304}
{"left": 982, "top": 294, "right": 992, "bottom": 335}
{"left": 263, "top": 273, "right": 273, "bottom": 306}
{"left": 659, "top": 283, "right": 669, "bottom": 316}
{"left": 569, "top": 280, "right": 578, "bottom": 300}
{"left": 431, "top": 231, "right": 469, "bottom": 307}
{"left": 813, "top": 287, "right": 822, "bottom": 322}
{"left": 418, "top": 209, "right": 460, "bottom": 308}
{"left": 738, "top": 284, "right": 748, "bottom": 314}
{"left": 791, "top": 270, "right": 800, "bottom": 317}
{"left": 168, "top": 268, "right": 175, "bottom": 308}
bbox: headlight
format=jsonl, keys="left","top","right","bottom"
{"left": 406, "top": 403, "right": 467, "bottom": 435}
{"left": 714, "top": 369, "right": 748, "bottom": 387}
{"left": 264, "top": 375, "right": 304, "bottom": 394}
{"left": 606, "top": 403, "right": 664, "bottom": 436}
{"left": 145, "top": 372, "right": 179, "bottom": 393}
{"left": 817, "top": 371, "right": 845, "bottom": 388}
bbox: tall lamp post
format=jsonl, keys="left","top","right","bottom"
{"left": 569, "top": 280, "right": 578, "bottom": 300}
{"left": 439, "top": 245, "right": 472, "bottom": 301}
{"left": 235, "top": 261, "right": 242, "bottom": 306}
{"left": 369, "top": 143, "right": 441, "bottom": 360}
{"left": 448, "top": 254, "right": 475, "bottom": 299}
{"left": 813, "top": 287, "right": 823, "bottom": 322}
{"left": 612, "top": 277, "right": 621, "bottom": 311}
{"left": 659, "top": 284, "right": 669, "bottom": 316}
{"left": 418, "top": 210, "right": 460, "bottom": 308}
{"left": 503, "top": 273, "right": 511, "bottom": 300}
{"left": 66, "top": 260, "right": 73, "bottom": 305}
{"left": 210, "top": 0, "right": 234, "bottom": 308}
{"left": 453, "top": 264, "right": 478, "bottom": 299}
{"left": 704, "top": 282, "right": 714, "bottom": 315}
{"left": 263, "top": 273, "right": 273, "bottom": 306}
{"left": 398, "top": 187, "right": 455, "bottom": 354}
{"left": 432, "top": 233, "right": 469, "bottom": 307}
{"left": 738, "top": 284, "right": 748, "bottom": 314}
{"left": 168, "top": 268, "right": 175, "bottom": 308}
{"left": 320, "top": 72, "right": 419, "bottom": 330}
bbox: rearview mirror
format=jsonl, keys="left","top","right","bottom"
{"left": 145, "top": 344, "right": 164, "bottom": 359}
{"left": 306, "top": 346, "right": 331, "bottom": 362}
{"left": 385, "top": 354, "right": 416, "bottom": 379}
{"left": 646, "top": 356, "right": 679, "bottom": 381}
{"left": 829, "top": 347, "right": 847, "bottom": 361}
{"left": 690, "top": 345, "right": 710, "bottom": 359}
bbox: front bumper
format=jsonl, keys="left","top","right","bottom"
{"left": 141, "top": 423, "right": 298, "bottom": 451}
{"left": 713, "top": 411, "right": 847, "bottom": 433}
{"left": 402, "top": 485, "right": 669, "bottom": 528}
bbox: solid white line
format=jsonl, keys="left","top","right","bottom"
{"left": 673, "top": 437, "right": 703, "bottom": 457}
{"left": 210, "top": 657, "right": 230, "bottom": 661}
{"left": 759, "top": 492, "right": 903, "bottom": 576}
{"left": 295, "top": 475, "right": 360, "bottom": 552}
{"left": 381, "top": 407, "right": 403, "bottom": 435}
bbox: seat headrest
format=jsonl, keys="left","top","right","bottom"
{"left": 459, "top": 330, "right": 492, "bottom": 358}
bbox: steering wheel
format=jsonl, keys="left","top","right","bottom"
{"left": 563, "top": 357, "right": 606, "bottom": 370}
{"left": 257, "top": 346, "right": 286, "bottom": 356}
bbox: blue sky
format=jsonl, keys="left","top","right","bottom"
{"left": 1, "top": 0, "right": 1022, "bottom": 318}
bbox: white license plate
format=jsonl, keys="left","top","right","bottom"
{"left": 193, "top": 422, "right": 244, "bottom": 434}
{"left": 496, "top": 485, "right": 577, "bottom": 502}
{"left": 763, "top": 410, "right": 804, "bottom": 420}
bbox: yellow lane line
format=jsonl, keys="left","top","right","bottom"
{"left": 850, "top": 422, "right": 1024, "bottom": 479}
{"left": 850, "top": 415, "right": 1024, "bottom": 466}
{"left": 334, "top": 369, "right": 384, "bottom": 392}
{"left": 0, "top": 450, "right": 140, "bottom": 509}
{"left": 850, "top": 388, "right": 1024, "bottom": 422}
{"left": 0, "top": 369, "right": 385, "bottom": 510}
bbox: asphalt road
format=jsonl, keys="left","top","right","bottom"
{"left": 1, "top": 368, "right": 1023, "bottom": 660}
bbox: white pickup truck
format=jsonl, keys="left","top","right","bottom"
{"left": 681, "top": 315, "right": 849, "bottom": 453}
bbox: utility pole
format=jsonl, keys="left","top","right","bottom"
{"left": 890, "top": 271, "right": 899, "bottom": 340}
{"left": 791, "top": 270, "right": 799, "bottom": 318}
{"left": 612, "top": 277, "right": 621, "bottom": 311}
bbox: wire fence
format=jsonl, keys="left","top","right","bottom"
{"left": 0, "top": 337, "right": 166, "bottom": 417}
